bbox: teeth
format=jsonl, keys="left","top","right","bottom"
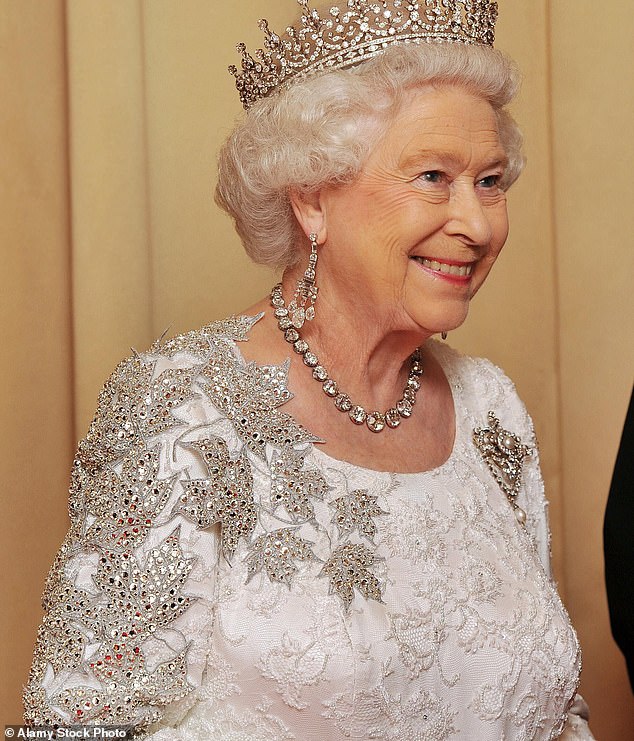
{"left": 414, "top": 257, "right": 473, "bottom": 277}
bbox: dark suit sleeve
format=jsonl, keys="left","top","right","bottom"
{"left": 604, "top": 387, "right": 634, "bottom": 692}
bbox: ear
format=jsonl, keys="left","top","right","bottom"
{"left": 289, "top": 189, "right": 327, "bottom": 244}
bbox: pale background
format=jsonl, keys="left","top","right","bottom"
{"left": 1, "top": 1, "right": 633, "bottom": 737}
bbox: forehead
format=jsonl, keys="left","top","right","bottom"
{"left": 374, "top": 85, "right": 505, "bottom": 166}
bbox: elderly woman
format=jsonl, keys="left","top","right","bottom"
{"left": 24, "top": 1, "right": 594, "bottom": 739}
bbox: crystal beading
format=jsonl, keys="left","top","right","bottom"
{"left": 321, "top": 543, "right": 383, "bottom": 608}
{"left": 230, "top": 0, "right": 499, "bottom": 109}
{"left": 271, "top": 283, "right": 423, "bottom": 433}
{"left": 333, "top": 489, "right": 387, "bottom": 540}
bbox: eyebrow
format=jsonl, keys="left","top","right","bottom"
{"left": 399, "top": 148, "right": 509, "bottom": 172}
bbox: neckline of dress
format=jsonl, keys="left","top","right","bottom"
{"left": 230, "top": 318, "right": 464, "bottom": 478}
{"left": 308, "top": 339, "right": 463, "bottom": 478}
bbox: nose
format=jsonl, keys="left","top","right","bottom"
{"left": 445, "top": 184, "right": 493, "bottom": 246}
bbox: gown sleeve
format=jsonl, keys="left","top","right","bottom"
{"left": 493, "top": 363, "right": 595, "bottom": 741}
{"left": 23, "top": 346, "right": 221, "bottom": 737}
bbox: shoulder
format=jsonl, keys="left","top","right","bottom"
{"left": 430, "top": 342, "right": 550, "bottom": 560}
{"left": 429, "top": 339, "right": 536, "bottom": 444}
{"left": 76, "top": 312, "right": 318, "bottom": 477}
{"left": 76, "top": 314, "right": 264, "bottom": 473}
{"left": 151, "top": 314, "right": 264, "bottom": 362}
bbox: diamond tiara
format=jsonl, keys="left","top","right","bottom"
{"left": 229, "top": 0, "right": 499, "bottom": 110}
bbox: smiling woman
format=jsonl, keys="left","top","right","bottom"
{"left": 286, "top": 85, "right": 511, "bottom": 348}
{"left": 20, "top": 2, "right": 600, "bottom": 739}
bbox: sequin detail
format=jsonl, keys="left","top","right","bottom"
{"left": 24, "top": 528, "right": 195, "bottom": 730}
{"left": 321, "top": 543, "right": 383, "bottom": 609}
{"left": 33, "top": 601, "right": 86, "bottom": 674}
{"left": 269, "top": 447, "right": 329, "bottom": 522}
{"left": 245, "top": 529, "right": 317, "bottom": 586}
{"left": 83, "top": 445, "right": 175, "bottom": 551}
{"left": 332, "top": 489, "right": 387, "bottom": 540}
{"left": 94, "top": 528, "right": 195, "bottom": 642}
{"left": 53, "top": 646, "right": 191, "bottom": 727}
{"left": 153, "top": 314, "right": 262, "bottom": 359}
{"left": 77, "top": 356, "right": 199, "bottom": 472}
{"left": 175, "top": 437, "right": 257, "bottom": 559}
{"left": 200, "top": 349, "right": 318, "bottom": 459}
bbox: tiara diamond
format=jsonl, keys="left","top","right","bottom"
{"left": 229, "top": 0, "right": 498, "bottom": 110}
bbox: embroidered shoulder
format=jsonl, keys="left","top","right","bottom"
{"left": 152, "top": 314, "right": 263, "bottom": 360}
{"left": 174, "top": 436, "right": 257, "bottom": 559}
{"left": 76, "top": 353, "right": 200, "bottom": 474}
{"left": 76, "top": 314, "right": 268, "bottom": 473}
{"left": 198, "top": 346, "right": 319, "bottom": 460}
{"left": 433, "top": 342, "right": 532, "bottom": 438}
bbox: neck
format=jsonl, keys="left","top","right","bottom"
{"left": 278, "top": 270, "right": 433, "bottom": 411}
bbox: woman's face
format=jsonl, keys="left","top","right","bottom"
{"left": 319, "top": 84, "right": 510, "bottom": 337}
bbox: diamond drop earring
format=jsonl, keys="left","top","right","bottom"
{"left": 288, "top": 232, "right": 319, "bottom": 329}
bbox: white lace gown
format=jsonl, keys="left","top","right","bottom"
{"left": 24, "top": 315, "right": 594, "bottom": 740}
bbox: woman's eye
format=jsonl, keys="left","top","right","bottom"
{"left": 420, "top": 170, "right": 444, "bottom": 184}
{"left": 478, "top": 174, "right": 501, "bottom": 188}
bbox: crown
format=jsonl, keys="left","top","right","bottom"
{"left": 229, "top": 0, "right": 498, "bottom": 110}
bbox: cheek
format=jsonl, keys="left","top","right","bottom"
{"left": 498, "top": 207, "right": 510, "bottom": 245}
{"left": 354, "top": 192, "right": 427, "bottom": 255}
{"left": 487, "top": 204, "right": 510, "bottom": 257}
{"left": 472, "top": 207, "right": 509, "bottom": 288}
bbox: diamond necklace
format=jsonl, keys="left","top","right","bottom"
{"left": 270, "top": 283, "right": 423, "bottom": 433}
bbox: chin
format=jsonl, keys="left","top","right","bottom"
{"left": 407, "top": 302, "right": 470, "bottom": 337}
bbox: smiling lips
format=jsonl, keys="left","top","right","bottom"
{"left": 411, "top": 256, "right": 474, "bottom": 282}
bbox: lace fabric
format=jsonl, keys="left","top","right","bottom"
{"left": 24, "top": 315, "right": 592, "bottom": 740}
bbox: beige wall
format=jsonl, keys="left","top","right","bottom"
{"left": 2, "top": 1, "right": 632, "bottom": 737}
{"left": 550, "top": 1, "right": 634, "bottom": 731}
{"left": 0, "top": 0, "right": 75, "bottom": 721}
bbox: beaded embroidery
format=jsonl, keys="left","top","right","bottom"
{"left": 93, "top": 528, "right": 195, "bottom": 642}
{"left": 268, "top": 447, "right": 329, "bottom": 522}
{"left": 199, "top": 343, "right": 319, "bottom": 459}
{"left": 77, "top": 356, "right": 200, "bottom": 473}
{"left": 245, "top": 529, "right": 318, "bottom": 586}
{"left": 25, "top": 530, "right": 195, "bottom": 729}
{"left": 176, "top": 437, "right": 257, "bottom": 559}
{"left": 35, "top": 598, "right": 86, "bottom": 674}
{"left": 24, "top": 317, "right": 386, "bottom": 733}
{"left": 153, "top": 314, "right": 262, "bottom": 359}
{"left": 52, "top": 646, "right": 190, "bottom": 728}
{"left": 321, "top": 543, "right": 384, "bottom": 609}
{"left": 83, "top": 445, "right": 175, "bottom": 552}
{"left": 332, "top": 489, "right": 387, "bottom": 540}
